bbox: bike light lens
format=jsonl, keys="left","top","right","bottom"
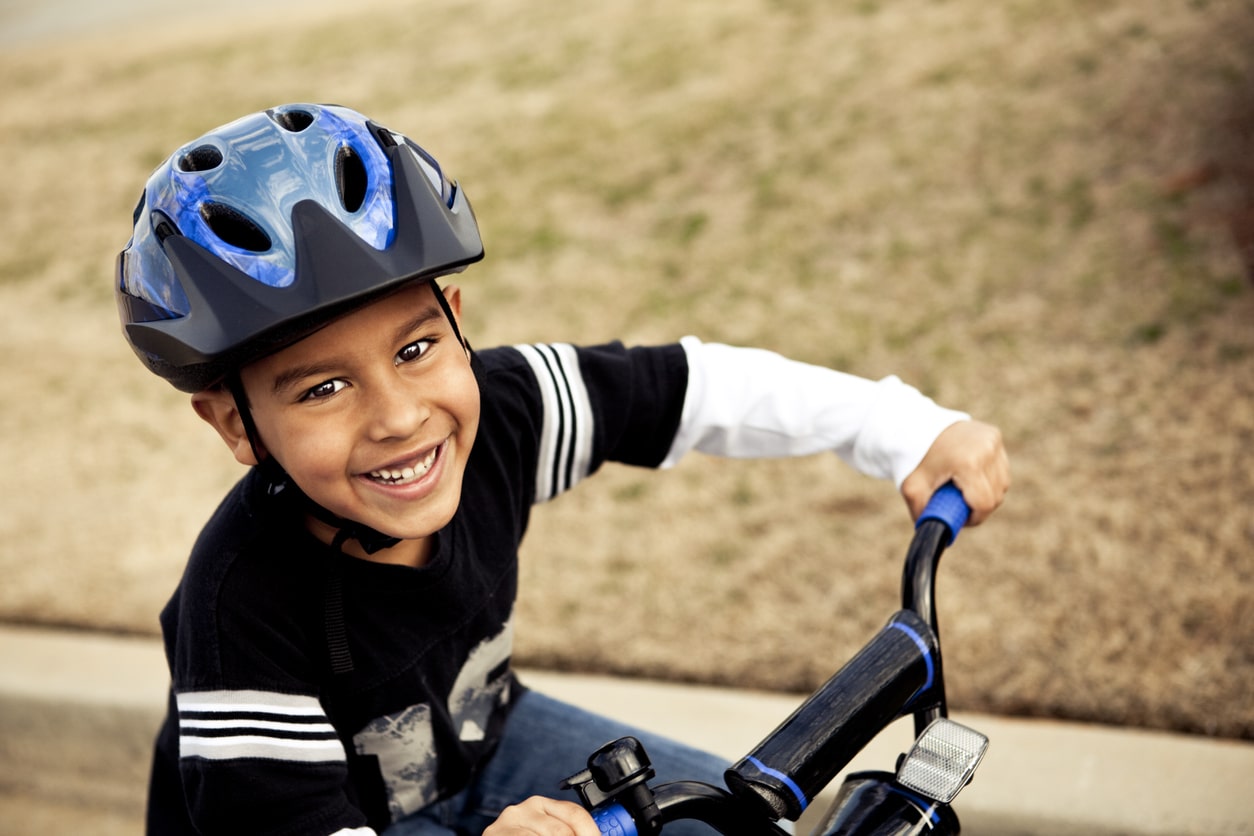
{"left": 895, "top": 718, "right": 989, "bottom": 804}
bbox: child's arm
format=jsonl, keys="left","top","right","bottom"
{"left": 661, "top": 337, "right": 1008, "bottom": 523}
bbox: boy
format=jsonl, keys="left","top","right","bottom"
{"left": 116, "top": 103, "right": 1009, "bottom": 836}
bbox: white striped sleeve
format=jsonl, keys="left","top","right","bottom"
{"left": 176, "top": 689, "right": 346, "bottom": 764}
{"left": 514, "top": 343, "right": 595, "bottom": 502}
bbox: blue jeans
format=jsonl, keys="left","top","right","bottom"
{"left": 382, "top": 689, "right": 728, "bottom": 836}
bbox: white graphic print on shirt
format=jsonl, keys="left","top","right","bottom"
{"left": 353, "top": 613, "right": 515, "bottom": 820}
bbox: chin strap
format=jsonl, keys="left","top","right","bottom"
{"left": 252, "top": 456, "right": 403, "bottom": 555}
{"left": 226, "top": 375, "right": 403, "bottom": 556}
{"left": 430, "top": 277, "right": 470, "bottom": 354}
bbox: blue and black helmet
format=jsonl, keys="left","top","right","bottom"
{"left": 116, "top": 103, "right": 484, "bottom": 392}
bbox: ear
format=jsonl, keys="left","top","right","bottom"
{"left": 191, "top": 388, "right": 262, "bottom": 466}
{"left": 441, "top": 283, "right": 463, "bottom": 321}
{"left": 439, "top": 284, "right": 470, "bottom": 354}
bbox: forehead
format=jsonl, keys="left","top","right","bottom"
{"left": 243, "top": 281, "right": 445, "bottom": 384}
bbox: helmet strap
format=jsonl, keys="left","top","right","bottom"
{"left": 430, "top": 277, "right": 472, "bottom": 355}
{"left": 225, "top": 372, "right": 265, "bottom": 464}
{"left": 225, "top": 372, "right": 402, "bottom": 555}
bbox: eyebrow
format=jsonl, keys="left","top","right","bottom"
{"left": 270, "top": 360, "right": 342, "bottom": 398}
{"left": 269, "top": 302, "right": 449, "bottom": 397}
{"left": 392, "top": 304, "right": 448, "bottom": 346}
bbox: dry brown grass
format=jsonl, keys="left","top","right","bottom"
{"left": 1, "top": 0, "right": 1252, "bottom": 739}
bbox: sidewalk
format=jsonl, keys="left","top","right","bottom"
{"left": 1, "top": 624, "right": 1251, "bottom": 835}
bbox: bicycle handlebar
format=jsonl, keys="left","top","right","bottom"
{"left": 568, "top": 484, "right": 974, "bottom": 836}
{"left": 724, "top": 610, "right": 939, "bottom": 821}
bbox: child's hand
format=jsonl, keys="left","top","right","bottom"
{"left": 484, "top": 797, "right": 603, "bottom": 836}
{"left": 900, "top": 420, "right": 1009, "bottom": 527}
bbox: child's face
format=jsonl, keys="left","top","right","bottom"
{"left": 236, "top": 281, "right": 480, "bottom": 564}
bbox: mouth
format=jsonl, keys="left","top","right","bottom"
{"left": 365, "top": 443, "right": 442, "bottom": 487}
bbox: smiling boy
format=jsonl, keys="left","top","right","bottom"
{"left": 116, "top": 103, "right": 1009, "bottom": 836}
{"left": 192, "top": 281, "right": 479, "bottom": 569}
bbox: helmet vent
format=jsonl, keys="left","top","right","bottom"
{"left": 177, "top": 145, "right": 223, "bottom": 173}
{"left": 200, "top": 202, "right": 272, "bottom": 252}
{"left": 151, "top": 211, "right": 178, "bottom": 243}
{"left": 272, "top": 109, "right": 315, "bottom": 132}
{"left": 374, "top": 126, "right": 398, "bottom": 148}
{"left": 335, "top": 145, "right": 369, "bottom": 213}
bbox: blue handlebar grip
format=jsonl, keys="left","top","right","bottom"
{"left": 593, "top": 803, "right": 637, "bottom": 836}
{"left": 915, "top": 483, "right": 971, "bottom": 543}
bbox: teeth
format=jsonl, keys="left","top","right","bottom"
{"left": 369, "top": 446, "right": 438, "bottom": 485}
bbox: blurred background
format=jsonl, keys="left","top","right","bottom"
{"left": 0, "top": 0, "right": 1251, "bottom": 749}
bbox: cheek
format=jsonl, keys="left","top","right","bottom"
{"left": 254, "top": 411, "right": 351, "bottom": 478}
{"left": 452, "top": 369, "right": 482, "bottom": 436}
{"left": 288, "top": 434, "right": 349, "bottom": 476}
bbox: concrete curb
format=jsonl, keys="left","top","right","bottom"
{"left": 1, "top": 624, "right": 1251, "bottom": 835}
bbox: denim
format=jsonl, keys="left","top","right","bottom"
{"left": 382, "top": 689, "right": 728, "bottom": 836}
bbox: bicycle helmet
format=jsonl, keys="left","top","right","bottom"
{"left": 116, "top": 102, "right": 484, "bottom": 393}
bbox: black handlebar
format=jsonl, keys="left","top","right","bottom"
{"left": 724, "top": 610, "right": 940, "bottom": 821}
{"left": 566, "top": 485, "right": 973, "bottom": 836}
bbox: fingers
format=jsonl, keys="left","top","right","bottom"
{"left": 943, "top": 421, "right": 1010, "bottom": 526}
{"left": 485, "top": 797, "right": 602, "bottom": 836}
{"left": 902, "top": 420, "right": 1010, "bottom": 527}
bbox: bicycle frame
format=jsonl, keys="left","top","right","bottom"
{"left": 561, "top": 485, "right": 983, "bottom": 836}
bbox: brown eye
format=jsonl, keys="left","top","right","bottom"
{"left": 303, "top": 379, "right": 347, "bottom": 401}
{"left": 396, "top": 340, "right": 432, "bottom": 365}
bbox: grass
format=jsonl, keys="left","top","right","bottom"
{"left": 1, "top": 0, "right": 1252, "bottom": 739}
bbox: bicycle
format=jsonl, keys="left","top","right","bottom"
{"left": 559, "top": 484, "right": 988, "bottom": 836}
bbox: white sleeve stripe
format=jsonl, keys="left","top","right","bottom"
{"left": 176, "top": 689, "right": 326, "bottom": 715}
{"left": 515, "top": 344, "right": 558, "bottom": 499}
{"left": 330, "top": 828, "right": 378, "bottom": 836}
{"left": 535, "top": 345, "right": 574, "bottom": 496}
{"left": 179, "top": 734, "right": 347, "bottom": 763}
{"left": 176, "top": 689, "right": 346, "bottom": 764}
{"left": 552, "top": 343, "right": 594, "bottom": 493}
{"left": 181, "top": 718, "right": 338, "bottom": 734}
{"left": 515, "top": 343, "right": 594, "bottom": 501}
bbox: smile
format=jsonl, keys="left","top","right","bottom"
{"left": 366, "top": 444, "right": 440, "bottom": 486}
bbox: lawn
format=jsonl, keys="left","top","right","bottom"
{"left": 0, "top": 0, "right": 1251, "bottom": 739}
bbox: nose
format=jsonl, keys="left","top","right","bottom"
{"left": 363, "top": 371, "right": 428, "bottom": 443}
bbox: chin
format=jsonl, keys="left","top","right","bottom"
{"left": 382, "top": 504, "right": 461, "bottom": 542}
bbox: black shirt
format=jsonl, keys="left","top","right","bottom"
{"left": 146, "top": 342, "right": 689, "bottom": 835}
